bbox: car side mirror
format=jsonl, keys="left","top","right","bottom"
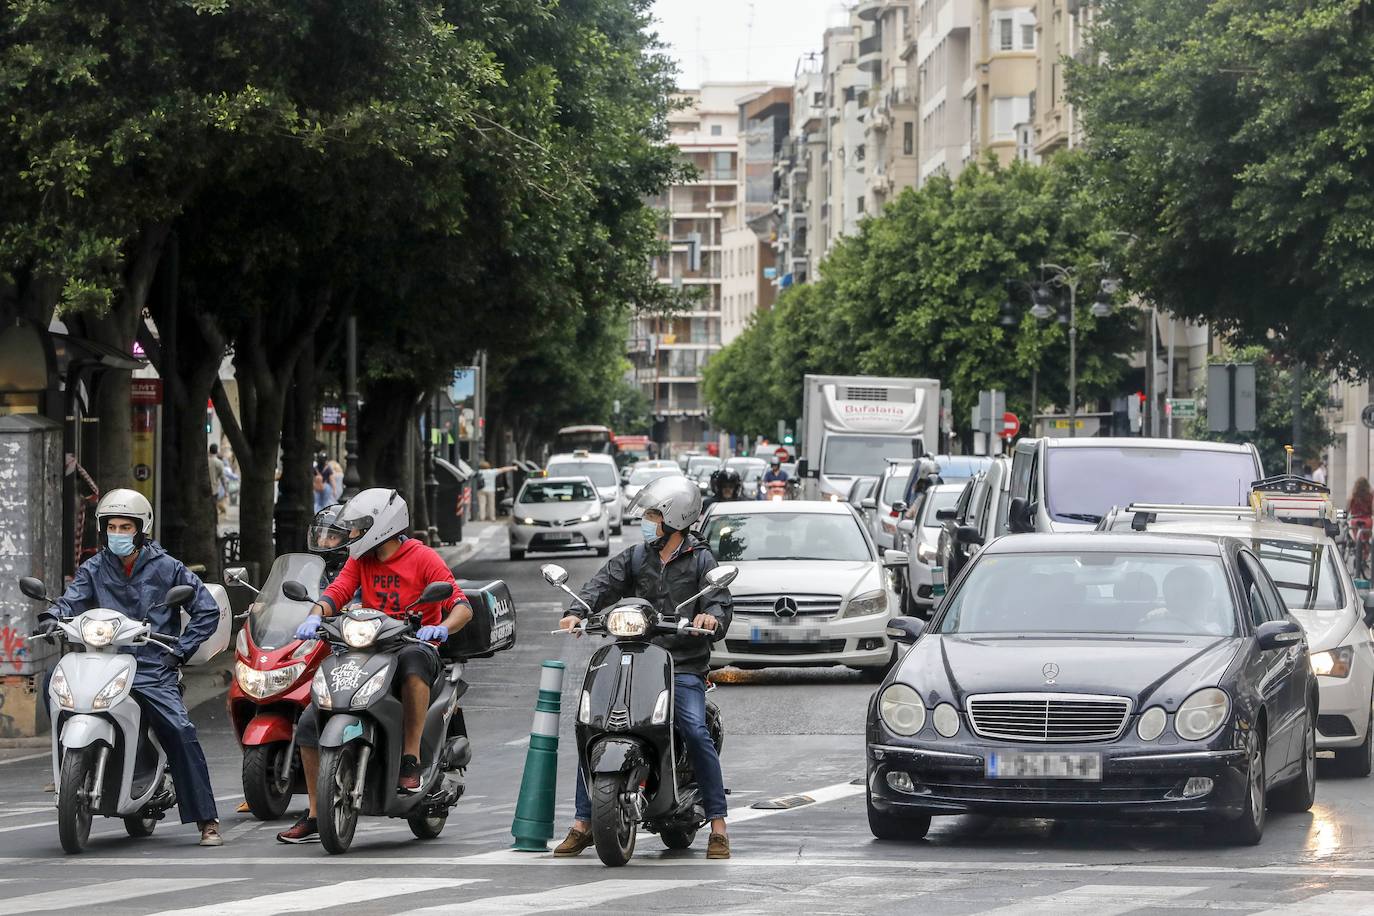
{"left": 886, "top": 616, "right": 925, "bottom": 645}
{"left": 541, "top": 564, "right": 570, "bottom": 587}
{"left": 18, "top": 576, "right": 50, "bottom": 602}
{"left": 955, "top": 525, "right": 984, "bottom": 546}
{"left": 1363, "top": 592, "right": 1374, "bottom": 629}
{"left": 797, "top": 457, "right": 815, "bottom": 479}
{"left": 282, "top": 580, "right": 312, "bottom": 602}
{"left": 891, "top": 501, "right": 908, "bottom": 516}
{"left": 883, "top": 550, "right": 908, "bottom": 567}
{"left": 897, "top": 519, "right": 915, "bottom": 535}
{"left": 500, "top": 497, "right": 514, "bottom": 511}
{"left": 163, "top": 584, "right": 197, "bottom": 608}
{"left": 1007, "top": 497, "right": 1033, "bottom": 534}
{"left": 860, "top": 497, "right": 876, "bottom": 510}
{"left": 1256, "top": 619, "right": 1304, "bottom": 651}
{"left": 935, "top": 507, "right": 957, "bottom": 521}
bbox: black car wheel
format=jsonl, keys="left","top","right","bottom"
{"left": 509, "top": 548, "right": 526, "bottom": 561}
{"left": 866, "top": 789, "right": 930, "bottom": 841}
{"left": 1272, "top": 708, "right": 1317, "bottom": 813}
{"left": 1211, "top": 731, "right": 1265, "bottom": 846}
{"left": 1334, "top": 703, "right": 1374, "bottom": 778}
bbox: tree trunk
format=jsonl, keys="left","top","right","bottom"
{"left": 275, "top": 336, "right": 318, "bottom": 555}
{"left": 357, "top": 379, "right": 416, "bottom": 487}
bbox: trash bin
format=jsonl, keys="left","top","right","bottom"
{"left": 434, "top": 458, "right": 472, "bottom": 546}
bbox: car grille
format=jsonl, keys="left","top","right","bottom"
{"left": 918, "top": 773, "right": 1178, "bottom": 804}
{"left": 731, "top": 594, "right": 843, "bottom": 619}
{"left": 528, "top": 517, "right": 586, "bottom": 528}
{"left": 724, "top": 639, "right": 847, "bottom": 656}
{"left": 966, "top": 693, "right": 1132, "bottom": 743}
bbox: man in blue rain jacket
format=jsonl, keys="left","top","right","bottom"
{"left": 42, "top": 488, "right": 225, "bottom": 846}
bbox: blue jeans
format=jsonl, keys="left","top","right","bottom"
{"left": 575, "top": 673, "right": 727, "bottom": 821}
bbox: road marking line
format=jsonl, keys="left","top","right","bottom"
{"left": 505, "top": 736, "right": 530, "bottom": 747}
{"left": 0, "top": 751, "right": 51, "bottom": 766}
{"left": 727, "top": 779, "right": 863, "bottom": 824}
{"left": 1251, "top": 891, "right": 1374, "bottom": 915}
{"left": 0, "top": 792, "right": 243, "bottom": 835}
{"left": 971, "top": 884, "right": 1207, "bottom": 915}
{"left": 145, "top": 878, "right": 485, "bottom": 916}
{"left": 0, "top": 878, "right": 239, "bottom": 914}
{"left": 401, "top": 879, "right": 711, "bottom": 915}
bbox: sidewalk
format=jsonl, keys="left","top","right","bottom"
{"left": 437, "top": 519, "right": 508, "bottom": 570}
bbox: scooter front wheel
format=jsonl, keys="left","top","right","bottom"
{"left": 242, "top": 743, "right": 293, "bottom": 820}
{"left": 590, "top": 773, "right": 637, "bottom": 867}
{"left": 57, "top": 749, "right": 95, "bottom": 854}
{"left": 317, "top": 745, "right": 361, "bottom": 854}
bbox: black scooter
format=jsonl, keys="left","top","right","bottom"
{"left": 541, "top": 562, "right": 738, "bottom": 866}
{"left": 281, "top": 580, "right": 472, "bottom": 854}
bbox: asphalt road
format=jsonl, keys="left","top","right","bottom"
{"left": 2, "top": 525, "right": 1374, "bottom": 914}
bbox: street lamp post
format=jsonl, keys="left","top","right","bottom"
{"left": 343, "top": 315, "right": 362, "bottom": 498}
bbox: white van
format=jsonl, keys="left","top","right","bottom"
{"left": 545, "top": 450, "right": 624, "bottom": 533}
{"left": 1006, "top": 437, "right": 1264, "bottom": 534}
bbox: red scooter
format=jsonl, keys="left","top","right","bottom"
{"left": 224, "top": 553, "right": 329, "bottom": 820}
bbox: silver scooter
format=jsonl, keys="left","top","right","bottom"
{"left": 21, "top": 576, "right": 194, "bottom": 853}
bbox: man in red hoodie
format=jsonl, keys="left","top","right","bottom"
{"left": 277, "top": 488, "right": 473, "bottom": 844}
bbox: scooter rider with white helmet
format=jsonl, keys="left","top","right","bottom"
{"left": 277, "top": 488, "right": 473, "bottom": 844}
{"left": 554, "top": 475, "right": 734, "bottom": 859}
{"left": 38, "top": 489, "right": 225, "bottom": 846}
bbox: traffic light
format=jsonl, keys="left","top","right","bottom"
{"left": 783, "top": 431, "right": 794, "bottom": 446}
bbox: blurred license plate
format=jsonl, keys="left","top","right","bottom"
{"left": 543, "top": 532, "right": 571, "bottom": 543}
{"left": 749, "top": 626, "right": 820, "bottom": 644}
{"left": 986, "top": 752, "right": 1101, "bottom": 781}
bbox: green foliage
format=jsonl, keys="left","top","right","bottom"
{"left": 705, "top": 154, "right": 1137, "bottom": 439}
{"left": 1071, "top": 0, "right": 1374, "bottom": 375}
{"left": 1185, "top": 346, "right": 1334, "bottom": 473}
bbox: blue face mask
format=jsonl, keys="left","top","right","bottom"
{"left": 639, "top": 520, "right": 660, "bottom": 543}
{"left": 107, "top": 533, "right": 137, "bottom": 558}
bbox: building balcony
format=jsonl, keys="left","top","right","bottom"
{"left": 856, "top": 0, "right": 883, "bottom": 21}
{"left": 858, "top": 34, "right": 884, "bottom": 73}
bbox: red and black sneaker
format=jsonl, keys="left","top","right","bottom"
{"left": 398, "top": 755, "right": 422, "bottom": 794}
{"left": 276, "top": 814, "right": 319, "bottom": 844}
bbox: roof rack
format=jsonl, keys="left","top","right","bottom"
{"left": 1121, "top": 504, "right": 1256, "bottom": 532}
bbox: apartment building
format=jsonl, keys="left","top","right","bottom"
{"left": 1032, "top": 0, "right": 1095, "bottom": 157}
{"left": 773, "top": 55, "right": 825, "bottom": 289}
{"left": 820, "top": 22, "right": 872, "bottom": 256}
{"left": 857, "top": 0, "right": 921, "bottom": 213}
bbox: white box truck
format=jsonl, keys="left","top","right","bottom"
{"left": 796, "top": 375, "right": 942, "bottom": 500}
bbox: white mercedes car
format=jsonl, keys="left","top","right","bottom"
{"left": 699, "top": 500, "right": 906, "bottom": 680}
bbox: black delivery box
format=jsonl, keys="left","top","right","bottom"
{"left": 444, "top": 579, "right": 517, "bottom": 660}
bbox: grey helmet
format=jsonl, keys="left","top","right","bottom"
{"left": 627, "top": 474, "right": 702, "bottom": 533}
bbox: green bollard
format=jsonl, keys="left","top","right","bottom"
{"left": 511, "top": 660, "right": 566, "bottom": 852}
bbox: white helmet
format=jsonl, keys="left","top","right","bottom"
{"left": 627, "top": 475, "right": 702, "bottom": 533}
{"left": 338, "top": 488, "right": 409, "bottom": 559}
{"left": 96, "top": 488, "right": 154, "bottom": 542}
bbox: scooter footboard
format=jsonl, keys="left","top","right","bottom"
{"left": 588, "top": 736, "right": 650, "bottom": 776}
{"left": 318, "top": 714, "right": 375, "bottom": 749}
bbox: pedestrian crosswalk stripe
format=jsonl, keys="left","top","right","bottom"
{"left": 972, "top": 884, "right": 1208, "bottom": 915}
{"left": 0, "top": 878, "right": 239, "bottom": 915}
{"left": 144, "top": 878, "right": 485, "bottom": 916}
{"left": 400, "top": 879, "right": 712, "bottom": 915}
{"left": 1251, "top": 891, "right": 1373, "bottom": 915}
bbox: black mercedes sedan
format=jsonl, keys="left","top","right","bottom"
{"left": 866, "top": 532, "right": 1317, "bottom": 846}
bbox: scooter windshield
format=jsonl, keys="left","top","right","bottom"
{"left": 248, "top": 553, "right": 325, "bottom": 649}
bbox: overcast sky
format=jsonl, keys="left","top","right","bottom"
{"left": 650, "top": 0, "right": 843, "bottom": 88}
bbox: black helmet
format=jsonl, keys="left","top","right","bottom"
{"left": 710, "top": 467, "right": 743, "bottom": 498}
{"left": 308, "top": 502, "right": 351, "bottom": 570}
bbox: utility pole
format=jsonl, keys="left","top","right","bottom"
{"left": 343, "top": 315, "right": 361, "bottom": 498}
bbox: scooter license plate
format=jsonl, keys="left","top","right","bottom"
{"left": 986, "top": 752, "right": 1102, "bottom": 781}
{"left": 749, "top": 626, "right": 820, "bottom": 644}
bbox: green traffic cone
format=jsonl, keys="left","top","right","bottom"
{"left": 511, "top": 659, "right": 566, "bottom": 851}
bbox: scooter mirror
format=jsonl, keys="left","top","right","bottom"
{"left": 223, "top": 566, "right": 249, "bottom": 587}
{"left": 706, "top": 565, "right": 739, "bottom": 589}
{"left": 541, "top": 564, "right": 570, "bottom": 588}
{"left": 281, "top": 580, "right": 312, "bottom": 602}
{"left": 163, "top": 584, "right": 197, "bottom": 608}
{"left": 417, "top": 581, "right": 455, "bottom": 605}
{"left": 18, "top": 577, "right": 48, "bottom": 602}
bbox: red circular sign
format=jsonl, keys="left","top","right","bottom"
{"left": 999, "top": 412, "right": 1020, "bottom": 439}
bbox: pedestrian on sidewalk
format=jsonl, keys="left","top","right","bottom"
{"left": 477, "top": 461, "right": 516, "bottom": 521}
{"left": 208, "top": 444, "right": 227, "bottom": 517}
{"left": 313, "top": 451, "right": 335, "bottom": 512}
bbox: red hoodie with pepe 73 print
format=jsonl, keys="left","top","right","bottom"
{"left": 320, "top": 538, "right": 464, "bottom": 628}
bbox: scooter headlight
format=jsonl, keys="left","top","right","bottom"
{"left": 92, "top": 670, "right": 130, "bottom": 710}
{"left": 80, "top": 618, "right": 117, "bottom": 648}
{"left": 352, "top": 667, "right": 390, "bottom": 708}
{"left": 311, "top": 668, "right": 332, "bottom": 709}
{"left": 50, "top": 669, "right": 74, "bottom": 710}
{"left": 341, "top": 616, "right": 383, "bottom": 649}
{"left": 605, "top": 608, "right": 648, "bottom": 637}
{"left": 236, "top": 661, "right": 306, "bottom": 700}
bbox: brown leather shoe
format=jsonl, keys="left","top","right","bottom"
{"left": 706, "top": 832, "right": 730, "bottom": 859}
{"left": 553, "top": 827, "right": 593, "bottom": 857}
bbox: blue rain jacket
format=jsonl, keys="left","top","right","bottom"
{"left": 50, "top": 541, "right": 221, "bottom": 683}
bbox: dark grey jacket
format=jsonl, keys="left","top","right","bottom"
{"left": 569, "top": 534, "right": 732, "bottom": 676}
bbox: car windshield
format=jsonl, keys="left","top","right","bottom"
{"left": 935, "top": 456, "right": 993, "bottom": 481}
{"left": 1251, "top": 539, "right": 1343, "bottom": 611}
{"left": 249, "top": 553, "right": 325, "bottom": 650}
{"left": 686, "top": 457, "right": 721, "bottom": 475}
{"left": 703, "top": 512, "right": 872, "bottom": 562}
{"left": 629, "top": 467, "right": 679, "bottom": 486}
{"left": 1044, "top": 447, "right": 1257, "bottom": 523}
{"left": 547, "top": 461, "right": 618, "bottom": 488}
{"left": 518, "top": 481, "right": 597, "bottom": 503}
{"left": 937, "top": 551, "right": 1238, "bottom": 636}
{"left": 822, "top": 435, "right": 919, "bottom": 477}
{"left": 921, "top": 488, "right": 962, "bottom": 527}
{"left": 727, "top": 459, "right": 767, "bottom": 483}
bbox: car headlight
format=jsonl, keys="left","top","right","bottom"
{"left": 312, "top": 668, "right": 332, "bottom": 709}
{"left": 522, "top": 517, "right": 537, "bottom": 525}
{"left": 606, "top": 608, "right": 648, "bottom": 637}
{"left": 92, "top": 669, "right": 130, "bottom": 710}
{"left": 844, "top": 589, "right": 888, "bottom": 618}
{"left": 917, "top": 541, "right": 937, "bottom": 563}
{"left": 1137, "top": 706, "right": 1167, "bottom": 742}
{"left": 879, "top": 684, "right": 926, "bottom": 736}
{"left": 580, "top": 510, "right": 601, "bottom": 522}
{"left": 352, "top": 667, "right": 390, "bottom": 708}
{"left": 80, "top": 618, "right": 117, "bottom": 648}
{"left": 50, "top": 669, "right": 74, "bottom": 710}
{"left": 1310, "top": 646, "right": 1354, "bottom": 678}
{"left": 1176, "top": 688, "right": 1230, "bottom": 741}
{"left": 341, "top": 616, "right": 383, "bottom": 649}
{"left": 932, "top": 703, "right": 960, "bottom": 738}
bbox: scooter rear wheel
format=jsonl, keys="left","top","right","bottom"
{"left": 123, "top": 815, "right": 157, "bottom": 838}
{"left": 317, "top": 745, "right": 361, "bottom": 854}
{"left": 590, "top": 773, "right": 637, "bottom": 867}
{"left": 57, "top": 749, "right": 95, "bottom": 854}
{"left": 407, "top": 811, "right": 447, "bottom": 839}
{"left": 242, "top": 743, "right": 293, "bottom": 821}
{"left": 660, "top": 827, "right": 696, "bottom": 849}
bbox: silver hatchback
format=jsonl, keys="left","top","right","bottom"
{"left": 508, "top": 476, "right": 610, "bottom": 560}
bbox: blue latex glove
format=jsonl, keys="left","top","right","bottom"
{"left": 295, "top": 615, "right": 322, "bottom": 641}
{"left": 416, "top": 625, "right": 449, "bottom": 643}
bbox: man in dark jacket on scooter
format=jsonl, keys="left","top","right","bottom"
{"left": 555, "top": 475, "right": 734, "bottom": 859}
